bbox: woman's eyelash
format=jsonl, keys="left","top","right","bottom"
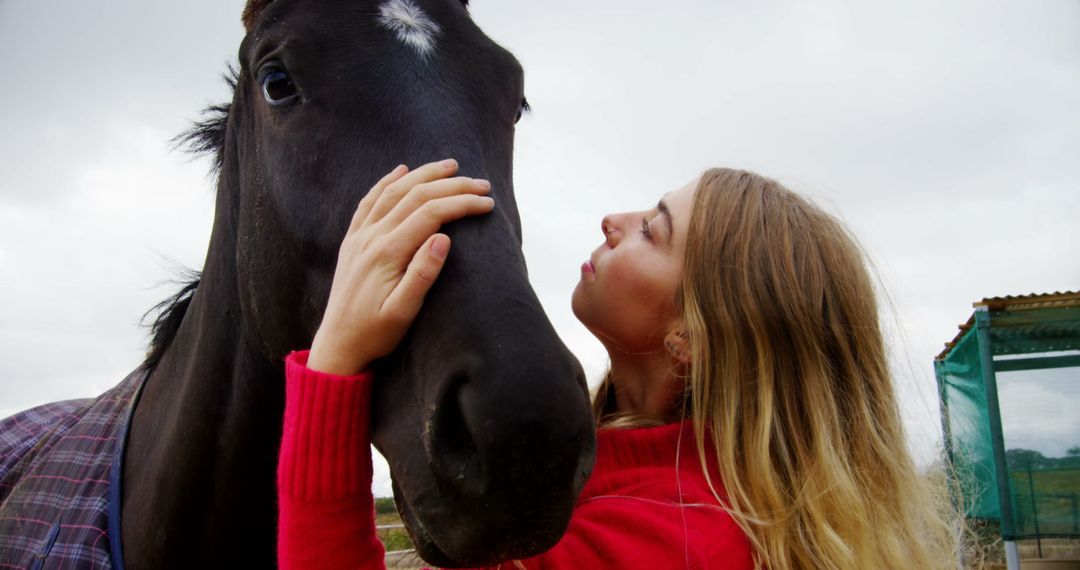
{"left": 640, "top": 218, "right": 653, "bottom": 240}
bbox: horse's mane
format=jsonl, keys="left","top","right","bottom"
{"left": 143, "top": 66, "right": 238, "bottom": 370}
{"left": 143, "top": 273, "right": 200, "bottom": 371}
{"left": 173, "top": 65, "right": 237, "bottom": 175}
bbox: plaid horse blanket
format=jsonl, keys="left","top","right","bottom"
{"left": 0, "top": 367, "right": 147, "bottom": 569}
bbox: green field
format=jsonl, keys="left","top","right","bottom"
{"left": 1008, "top": 467, "right": 1080, "bottom": 538}
{"left": 375, "top": 497, "right": 416, "bottom": 553}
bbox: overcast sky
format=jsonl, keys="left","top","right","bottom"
{"left": 1, "top": 0, "right": 1077, "bottom": 497}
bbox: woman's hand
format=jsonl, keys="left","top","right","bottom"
{"left": 307, "top": 159, "right": 494, "bottom": 375}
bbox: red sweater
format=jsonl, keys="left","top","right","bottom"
{"left": 278, "top": 350, "right": 754, "bottom": 569}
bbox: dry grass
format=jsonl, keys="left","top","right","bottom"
{"left": 964, "top": 537, "right": 1080, "bottom": 569}
{"left": 385, "top": 549, "right": 426, "bottom": 569}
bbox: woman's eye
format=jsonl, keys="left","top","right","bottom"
{"left": 640, "top": 218, "right": 653, "bottom": 240}
{"left": 514, "top": 97, "right": 531, "bottom": 124}
{"left": 259, "top": 65, "right": 299, "bottom": 106}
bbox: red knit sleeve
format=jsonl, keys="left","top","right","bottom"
{"left": 278, "top": 350, "right": 387, "bottom": 570}
{"left": 512, "top": 497, "right": 755, "bottom": 570}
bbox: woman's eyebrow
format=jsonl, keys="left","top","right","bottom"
{"left": 657, "top": 199, "right": 673, "bottom": 242}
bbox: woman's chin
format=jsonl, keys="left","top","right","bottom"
{"left": 570, "top": 285, "right": 590, "bottom": 325}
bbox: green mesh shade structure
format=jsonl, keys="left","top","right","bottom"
{"left": 935, "top": 292, "right": 1080, "bottom": 542}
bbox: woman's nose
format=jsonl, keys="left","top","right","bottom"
{"left": 601, "top": 215, "right": 619, "bottom": 246}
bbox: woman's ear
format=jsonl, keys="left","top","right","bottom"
{"left": 664, "top": 328, "right": 691, "bottom": 364}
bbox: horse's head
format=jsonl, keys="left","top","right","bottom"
{"left": 223, "top": 0, "right": 595, "bottom": 565}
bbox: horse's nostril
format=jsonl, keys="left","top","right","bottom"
{"left": 425, "top": 375, "right": 485, "bottom": 496}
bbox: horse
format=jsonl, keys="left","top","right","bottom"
{"left": 0, "top": 0, "right": 596, "bottom": 567}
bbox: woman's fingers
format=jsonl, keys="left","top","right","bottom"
{"left": 381, "top": 234, "right": 451, "bottom": 327}
{"left": 311, "top": 160, "right": 493, "bottom": 375}
{"left": 351, "top": 164, "right": 409, "bottom": 231}
{"left": 367, "top": 158, "right": 460, "bottom": 222}
{"left": 383, "top": 176, "right": 491, "bottom": 226}
{"left": 383, "top": 193, "right": 495, "bottom": 259}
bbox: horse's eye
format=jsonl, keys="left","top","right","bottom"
{"left": 514, "top": 97, "right": 531, "bottom": 125}
{"left": 259, "top": 64, "right": 299, "bottom": 106}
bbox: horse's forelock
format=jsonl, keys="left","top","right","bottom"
{"left": 243, "top": 0, "right": 470, "bottom": 32}
{"left": 242, "top": 0, "right": 273, "bottom": 31}
{"left": 249, "top": 0, "right": 485, "bottom": 32}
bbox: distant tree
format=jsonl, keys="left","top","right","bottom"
{"left": 1062, "top": 447, "right": 1080, "bottom": 468}
{"left": 374, "top": 497, "right": 397, "bottom": 515}
{"left": 1006, "top": 448, "right": 1049, "bottom": 470}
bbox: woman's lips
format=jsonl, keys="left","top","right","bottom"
{"left": 581, "top": 260, "right": 595, "bottom": 275}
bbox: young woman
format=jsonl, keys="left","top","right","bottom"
{"left": 277, "top": 160, "right": 955, "bottom": 569}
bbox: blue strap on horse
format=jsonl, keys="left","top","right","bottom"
{"left": 0, "top": 367, "right": 148, "bottom": 569}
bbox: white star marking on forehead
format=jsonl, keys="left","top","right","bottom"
{"left": 378, "top": 0, "right": 442, "bottom": 58}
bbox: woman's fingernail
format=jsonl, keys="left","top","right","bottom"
{"left": 441, "top": 158, "right": 458, "bottom": 169}
{"left": 482, "top": 196, "right": 495, "bottom": 207}
{"left": 475, "top": 179, "right": 491, "bottom": 190}
{"left": 430, "top": 236, "right": 450, "bottom": 259}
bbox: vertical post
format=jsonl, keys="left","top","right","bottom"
{"left": 1071, "top": 494, "right": 1079, "bottom": 535}
{"left": 1072, "top": 494, "right": 1079, "bottom": 535}
{"left": 1026, "top": 461, "right": 1041, "bottom": 557}
{"left": 1005, "top": 542, "right": 1021, "bottom": 569}
{"left": 974, "top": 308, "right": 1019, "bottom": 570}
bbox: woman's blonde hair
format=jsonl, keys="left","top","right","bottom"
{"left": 594, "top": 168, "right": 957, "bottom": 569}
